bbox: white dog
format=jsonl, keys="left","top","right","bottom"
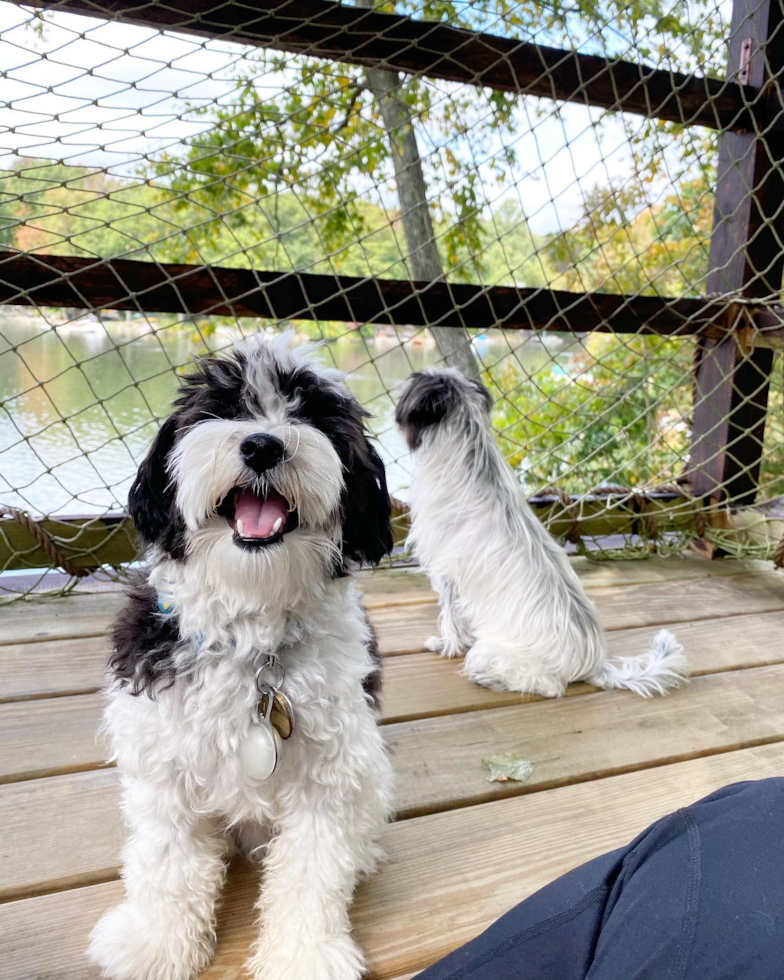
{"left": 395, "top": 368, "right": 687, "bottom": 699}
{"left": 88, "top": 335, "right": 394, "bottom": 980}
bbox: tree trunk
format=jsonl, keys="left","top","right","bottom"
{"left": 355, "top": 19, "right": 479, "bottom": 376}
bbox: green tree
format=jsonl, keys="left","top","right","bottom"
{"left": 146, "top": 1, "right": 727, "bottom": 373}
{"left": 0, "top": 160, "right": 165, "bottom": 258}
{"left": 544, "top": 177, "right": 714, "bottom": 297}
{"left": 488, "top": 333, "right": 693, "bottom": 491}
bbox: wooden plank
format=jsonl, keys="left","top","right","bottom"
{"left": 374, "top": 603, "right": 439, "bottom": 655}
{"left": 0, "top": 636, "right": 107, "bottom": 703}
{"left": 0, "top": 676, "right": 569, "bottom": 783}
{"left": 0, "top": 769, "right": 122, "bottom": 901}
{"left": 6, "top": 664, "right": 784, "bottom": 900}
{"left": 0, "top": 696, "right": 103, "bottom": 784}
{"left": 7, "top": 1, "right": 754, "bottom": 132}
{"left": 609, "top": 608, "right": 784, "bottom": 676}
{"left": 569, "top": 554, "right": 769, "bottom": 588}
{"left": 590, "top": 569, "right": 784, "bottom": 629}
{"left": 3, "top": 743, "right": 784, "bottom": 979}
{"left": 387, "top": 664, "right": 784, "bottom": 817}
{"left": 5, "top": 608, "right": 784, "bottom": 781}
{"left": 686, "top": 0, "right": 784, "bottom": 504}
{"left": 0, "top": 593, "right": 123, "bottom": 646}
{"left": 0, "top": 250, "right": 737, "bottom": 338}
{"left": 383, "top": 654, "right": 592, "bottom": 723}
{"left": 0, "top": 557, "right": 766, "bottom": 648}
{"left": 376, "top": 569, "right": 784, "bottom": 652}
{"left": 0, "top": 596, "right": 439, "bottom": 656}
{"left": 0, "top": 569, "right": 435, "bottom": 649}
{"left": 383, "top": 609, "right": 784, "bottom": 722}
{"left": 365, "top": 555, "right": 769, "bottom": 605}
{"left": 2, "top": 561, "right": 782, "bottom": 701}
{"left": 0, "top": 878, "right": 123, "bottom": 980}
{"left": 356, "top": 567, "right": 433, "bottom": 608}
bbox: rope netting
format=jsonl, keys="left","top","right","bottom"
{"left": 2, "top": 0, "right": 784, "bottom": 600}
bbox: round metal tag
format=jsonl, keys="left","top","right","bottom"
{"left": 238, "top": 721, "right": 280, "bottom": 781}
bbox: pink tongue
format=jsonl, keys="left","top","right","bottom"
{"left": 234, "top": 490, "right": 288, "bottom": 538}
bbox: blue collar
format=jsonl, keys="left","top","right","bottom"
{"left": 157, "top": 594, "right": 177, "bottom": 617}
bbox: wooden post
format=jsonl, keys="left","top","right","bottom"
{"left": 687, "top": 0, "right": 784, "bottom": 505}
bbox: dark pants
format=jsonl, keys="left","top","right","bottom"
{"left": 419, "top": 779, "right": 784, "bottom": 979}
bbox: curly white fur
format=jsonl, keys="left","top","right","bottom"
{"left": 89, "top": 337, "right": 393, "bottom": 980}
{"left": 400, "top": 368, "right": 689, "bottom": 700}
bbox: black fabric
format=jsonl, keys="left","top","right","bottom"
{"left": 418, "top": 779, "right": 784, "bottom": 980}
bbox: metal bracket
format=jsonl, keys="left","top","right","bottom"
{"left": 739, "top": 37, "right": 753, "bottom": 85}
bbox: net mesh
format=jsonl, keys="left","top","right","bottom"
{"left": 2, "top": 0, "right": 784, "bottom": 600}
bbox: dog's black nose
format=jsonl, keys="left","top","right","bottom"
{"left": 240, "top": 433, "right": 285, "bottom": 474}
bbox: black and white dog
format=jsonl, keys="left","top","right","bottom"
{"left": 396, "top": 368, "right": 688, "bottom": 699}
{"left": 89, "top": 335, "right": 394, "bottom": 980}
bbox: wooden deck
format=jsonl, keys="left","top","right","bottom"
{"left": 3, "top": 556, "right": 784, "bottom": 979}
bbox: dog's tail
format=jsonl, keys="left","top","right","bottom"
{"left": 589, "top": 629, "right": 688, "bottom": 697}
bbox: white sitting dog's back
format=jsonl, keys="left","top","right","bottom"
{"left": 395, "top": 368, "right": 688, "bottom": 699}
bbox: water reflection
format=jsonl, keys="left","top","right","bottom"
{"left": 0, "top": 313, "right": 560, "bottom": 515}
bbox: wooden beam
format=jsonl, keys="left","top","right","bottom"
{"left": 0, "top": 248, "right": 741, "bottom": 336}
{"left": 0, "top": 513, "right": 137, "bottom": 575}
{"left": 0, "top": 489, "right": 699, "bottom": 576}
{"left": 11, "top": 0, "right": 756, "bottom": 132}
{"left": 686, "top": 0, "right": 784, "bottom": 507}
{"left": 8, "top": 249, "right": 784, "bottom": 347}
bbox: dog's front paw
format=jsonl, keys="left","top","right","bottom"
{"left": 248, "top": 933, "right": 365, "bottom": 980}
{"left": 88, "top": 901, "right": 214, "bottom": 980}
{"left": 426, "top": 634, "right": 466, "bottom": 659}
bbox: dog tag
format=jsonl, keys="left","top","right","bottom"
{"left": 259, "top": 687, "right": 295, "bottom": 740}
{"left": 238, "top": 690, "right": 280, "bottom": 781}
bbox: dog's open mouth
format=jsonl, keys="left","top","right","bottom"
{"left": 218, "top": 487, "right": 298, "bottom": 549}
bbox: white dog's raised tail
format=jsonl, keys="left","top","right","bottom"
{"left": 588, "top": 629, "right": 688, "bottom": 697}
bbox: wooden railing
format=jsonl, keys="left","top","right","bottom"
{"left": 3, "top": 0, "right": 784, "bottom": 574}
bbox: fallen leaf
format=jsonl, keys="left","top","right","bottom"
{"left": 482, "top": 754, "right": 534, "bottom": 784}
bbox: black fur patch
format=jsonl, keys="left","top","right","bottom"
{"left": 128, "top": 416, "right": 187, "bottom": 559}
{"left": 277, "top": 365, "right": 393, "bottom": 567}
{"left": 127, "top": 354, "right": 249, "bottom": 558}
{"left": 109, "top": 572, "right": 181, "bottom": 696}
{"left": 361, "top": 616, "right": 383, "bottom": 710}
{"left": 395, "top": 371, "right": 462, "bottom": 450}
{"left": 172, "top": 353, "right": 248, "bottom": 425}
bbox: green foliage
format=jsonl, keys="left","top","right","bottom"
{"left": 489, "top": 333, "right": 693, "bottom": 491}
{"left": 546, "top": 177, "right": 714, "bottom": 296}
{"left": 146, "top": 54, "right": 518, "bottom": 281}
{"left": 0, "top": 161, "right": 163, "bottom": 257}
{"left": 0, "top": 159, "right": 545, "bottom": 287}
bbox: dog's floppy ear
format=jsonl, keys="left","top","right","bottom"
{"left": 341, "top": 435, "right": 393, "bottom": 566}
{"left": 395, "top": 372, "right": 460, "bottom": 450}
{"left": 128, "top": 416, "right": 183, "bottom": 553}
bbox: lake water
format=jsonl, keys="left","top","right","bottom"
{"left": 0, "top": 312, "right": 562, "bottom": 516}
